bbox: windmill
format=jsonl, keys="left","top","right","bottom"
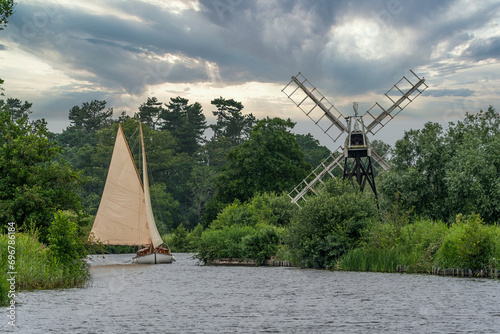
{"left": 282, "top": 70, "right": 427, "bottom": 207}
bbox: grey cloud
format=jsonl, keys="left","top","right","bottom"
{"left": 2, "top": 0, "right": 500, "bottom": 102}
{"left": 425, "top": 88, "right": 474, "bottom": 97}
{"left": 465, "top": 36, "right": 500, "bottom": 60}
{"left": 32, "top": 1, "right": 277, "bottom": 88}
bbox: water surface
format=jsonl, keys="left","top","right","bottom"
{"left": 3, "top": 253, "right": 500, "bottom": 333}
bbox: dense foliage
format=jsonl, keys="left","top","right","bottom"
{"left": 338, "top": 213, "right": 499, "bottom": 273}
{"left": 206, "top": 118, "right": 311, "bottom": 224}
{"left": 0, "top": 229, "right": 89, "bottom": 291}
{"left": 295, "top": 133, "right": 332, "bottom": 168}
{"left": 436, "top": 214, "right": 497, "bottom": 270}
{"left": 287, "top": 179, "right": 378, "bottom": 268}
{"left": 0, "top": 211, "right": 90, "bottom": 305}
{"left": 0, "top": 109, "right": 82, "bottom": 239}
{"left": 194, "top": 192, "right": 296, "bottom": 264}
{"left": 174, "top": 106, "right": 500, "bottom": 274}
{"left": 381, "top": 106, "right": 500, "bottom": 223}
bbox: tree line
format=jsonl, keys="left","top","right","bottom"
{"left": 1, "top": 94, "right": 332, "bottom": 241}
{"left": 1, "top": 84, "right": 499, "bottom": 271}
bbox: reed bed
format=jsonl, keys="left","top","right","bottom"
{"left": 337, "top": 247, "right": 400, "bottom": 272}
{"left": 0, "top": 232, "right": 90, "bottom": 305}
{"left": 338, "top": 216, "right": 500, "bottom": 275}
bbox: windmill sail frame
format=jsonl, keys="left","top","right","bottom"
{"left": 283, "top": 73, "right": 347, "bottom": 142}
{"left": 283, "top": 70, "right": 427, "bottom": 205}
{"left": 364, "top": 70, "right": 427, "bottom": 135}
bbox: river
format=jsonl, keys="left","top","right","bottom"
{"left": 3, "top": 253, "right": 500, "bottom": 333}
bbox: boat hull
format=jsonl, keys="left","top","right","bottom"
{"left": 132, "top": 252, "right": 175, "bottom": 264}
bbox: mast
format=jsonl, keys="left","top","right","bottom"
{"left": 139, "top": 123, "right": 163, "bottom": 248}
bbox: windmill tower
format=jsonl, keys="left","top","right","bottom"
{"left": 282, "top": 70, "right": 427, "bottom": 207}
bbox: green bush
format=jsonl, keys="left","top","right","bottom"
{"left": 286, "top": 179, "right": 378, "bottom": 268}
{"left": 195, "top": 223, "right": 282, "bottom": 264}
{"left": 338, "top": 215, "right": 448, "bottom": 273}
{"left": 339, "top": 214, "right": 500, "bottom": 273}
{"left": 241, "top": 224, "right": 281, "bottom": 264}
{"left": 249, "top": 192, "right": 298, "bottom": 227}
{"left": 492, "top": 225, "right": 500, "bottom": 268}
{"left": 0, "top": 231, "right": 90, "bottom": 291}
{"left": 169, "top": 223, "right": 204, "bottom": 252}
{"left": 185, "top": 223, "right": 204, "bottom": 251}
{"left": 170, "top": 223, "right": 189, "bottom": 252}
{"left": 209, "top": 192, "right": 296, "bottom": 231}
{"left": 210, "top": 200, "right": 259, "bottom": 230}
{"left": 195, "top": 193, "right": 289, "bottom": 264}
{"left": 45, "top": 211, "right": 89, "bottom": 287}
{"left": 436, "top": 214, "right": 495, "bottom": 269}
{"left": 396, "top": 218, "right": 448, "bottom": 272}
{"left": 195, "top": 225, "right": 253, "bottom": 262}
{"left": 363, "top": 220, "right": 401, "bottom": 250}
{"left": 47, "top": 211, "right": 87, "bottom": 265}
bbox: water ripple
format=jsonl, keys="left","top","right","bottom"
{"left": 2, "top": 253, "right": 500, "bottom": 333}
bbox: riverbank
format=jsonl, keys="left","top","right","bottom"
{"left": 206, "top": 257, "right": 295, "bottom": 267}
{"left": 204, "top": 258, "right": 499, "bottom": 279}
{"left": 334, "top": 215, "right": 500, "bottom": 277}
{"left": 395, "top": 265, "right": 500, "bottom": 279}
{"left": 0, "top": 232, "right": 90, "bottom": 306}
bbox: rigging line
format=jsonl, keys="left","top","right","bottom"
{"left": 128, "top": 127, "right": 141, "bottom": 156}
{"left": 146, "top": 152, "right": 170, "bottom": 247}
{"left": 142, "top": 131, "right": 171, "bottom": 248}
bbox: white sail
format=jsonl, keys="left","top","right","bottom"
{"left": 90, "top": 125, "right": 152, "bottom": 246}
{"left": 140, "top": 124, "right": 163, "bottom": 248}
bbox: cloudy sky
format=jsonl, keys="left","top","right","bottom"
{"left": 1, "top": 0, "right": 499, "bottom": 148}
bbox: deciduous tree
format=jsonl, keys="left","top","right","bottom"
{"left": 213, "top": 117, "right": 311, "bottom": 205}
{"left": 0, "top": 0, "right": 15, "bottom": 30}
{"left": 381, "top": 106, "right": 500, "bottom": 223}
{"left": 0, "top": 109, "right": 82, "bottom": 239}
{"left": 295, "top": 133, "right": 331, "bottom": 168}
{"left": 287, "top": 178, "right": 378, "bottom": 268}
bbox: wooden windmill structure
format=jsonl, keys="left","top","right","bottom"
{"left": 282, "top": 70, "right": 427, "bottom": 207}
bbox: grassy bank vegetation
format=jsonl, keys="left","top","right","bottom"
{"left": 170, "top": 178, "right": 499, "bottom": 276}
{"left": 0, "top": 211, "right": 90, "bottom": 305}
{"left": 338, "top": 214, "right": 499, "bottom": 273}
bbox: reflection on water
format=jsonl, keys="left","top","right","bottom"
{"left": 3, "top": 253, "right": 500, "bottom": 333}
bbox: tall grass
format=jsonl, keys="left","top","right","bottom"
{"left": 337, "top": 216, "right": 500, "bottom": 274}
{"left": 337, "top": 247, "right": 400, "bottom": 272}
{"left": 0, "top": 212, "right": 91, "bottom": 305}
{"left": 0, "top": 232, "right": 90, "bottom": 293}
{"left": 435, "top": 214, "right": 498, "bottom": 270}
{"left": 396, "top": 218, "right": 448, "bottom": 272}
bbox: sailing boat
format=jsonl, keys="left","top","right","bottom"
{"left": 89, "top": 123, "right": 174, "bottom": 264}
